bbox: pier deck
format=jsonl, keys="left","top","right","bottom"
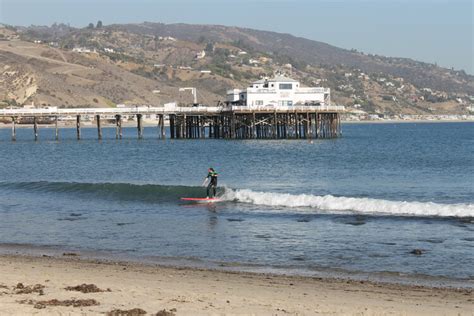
{"left": 0, "top": 105, "right": 344, "bottom": 140}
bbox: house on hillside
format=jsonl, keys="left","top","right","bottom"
{"left": 226, "top": 75, "right": 331, "bottom": 107}
{"left": 72, "top": 47, "right": 94, "bottom": 53}
{"left": 158, "top": 36, "right": 177, "bottom": 42}
{"left": 195, "top": 50, "right": 206, "bottom": 59}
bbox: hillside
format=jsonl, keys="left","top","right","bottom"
{"left": 1, "top": 22, "right": 473, "bottom": 115}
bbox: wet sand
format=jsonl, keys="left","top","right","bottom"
{"left": 0, "top": 254, "right": 472, "bottom": 315}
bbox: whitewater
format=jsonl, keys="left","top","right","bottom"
{"left": 222, "top": 188, "right": 474, "bottom": 218}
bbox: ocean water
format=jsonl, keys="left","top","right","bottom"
{"left": 0, "top": 122, "right": 473, "bottom": 286}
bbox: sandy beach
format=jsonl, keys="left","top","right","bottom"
{"left": 0, "top": 255, "right": 472, "bottom": 315}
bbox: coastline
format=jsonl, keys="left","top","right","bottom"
{"left": 0, "top": 119, "right": 473, "bottom": 130}
{"left": 0, "top": 254, "right": 472, "bottom": 315}
{"left": 342, "top": 119, "right": 474, "bottom": 124}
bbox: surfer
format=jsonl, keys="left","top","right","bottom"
{"left": 205, "top": 167, "right": 218, "bottom": 198}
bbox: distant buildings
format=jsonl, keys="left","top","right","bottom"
{"left": 72, "top": 47, "right": 95, "bottom": 53}
{"left": 158, "top": 36, "right": 176, "bottom": 42}
{"left": 195, "top": 50, "right": 206, "bottom": 59}
{"left": 248, "top": 58, "right": 260, "bottom": 65}
{"left": 227, "top": 75, "right": 331, "bottom": 107}
{"left": 73, "top": 47, "right": 113, "bottom": 54}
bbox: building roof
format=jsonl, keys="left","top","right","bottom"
{"left": 251, "top": 76, "right": 299, "bottom": 84}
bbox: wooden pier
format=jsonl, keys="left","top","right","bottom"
{"left": 0, "top": 105, "right": 344, "bottom": 141}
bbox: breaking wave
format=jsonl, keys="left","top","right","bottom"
{"left": 1, "top": 181, "right": 472, "bottom": 217}
{"left": 222, "top": 188, "right": 474, "bottom": 218}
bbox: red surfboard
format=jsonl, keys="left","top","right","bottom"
{"left": 180, "top": 197, "right": 221, "bottom": 203}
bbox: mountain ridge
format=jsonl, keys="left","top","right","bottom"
{"left": 0, "top": 22, "right": 472, "bottom": 115}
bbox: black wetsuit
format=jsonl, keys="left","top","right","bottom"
{"left": 206, "top": 171, "right": 218, "bottom": 197}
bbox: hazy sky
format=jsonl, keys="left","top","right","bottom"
{"left": 1, "top": 0, "right": 472, "bottom": 74}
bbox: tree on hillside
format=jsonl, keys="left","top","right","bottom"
{"left": 61, "top": 38, "right": 75, "bottom": 49}
{"left": 87, "top": 23, "right": 94, "bottom": 29}
{"left": 205, "top": 42, "right": 214, "bottom": 54}
{"left": 96, "top": 20, "right": 103, "bottom": 28}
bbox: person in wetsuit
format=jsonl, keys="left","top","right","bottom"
{"left": 205, "top": 167, "right": 218, "bottom": 198}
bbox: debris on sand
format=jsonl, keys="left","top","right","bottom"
{"left": 107, "top": 308, "right": 147, "bottom": 316}
{"left": 14, "top": 283, "right": 45, "bottom": 295}
{"left": 0, "top": 284, "right": 8, "bottom": 296}
{"left": 26, "top": 298, "right": 100, "bottom": 309}
{"left": 65, "top": 283, "right": 110, "bottom": 293}
{"left": 62, "top": 252, "right": 79, "bottom": 256}
{"left": 155, "top": 309, "right": 177, "bottom": 316}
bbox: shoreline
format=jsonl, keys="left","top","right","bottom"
{"left": 1, "top": 243, "right": 472, "bottom": 290}
{"left": 0, "top": 119, "right": 473, "bottom": 129}
{"left": 342, "top": 119, "right": 474, "bottom": 124}
{"left": 0, "top": 254, "right": 472, "bottom": 315}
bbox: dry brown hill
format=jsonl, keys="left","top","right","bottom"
{"left": 1, "top": 23, "right": 472, "bottom": 115}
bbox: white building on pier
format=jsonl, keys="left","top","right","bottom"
{"left": 226, "top": 76, "right": 330, "bottom": 107}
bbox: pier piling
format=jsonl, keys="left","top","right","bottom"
{"left": 96, "top": 115, "right": 102, "bottom": 140}
{"left": 170, "top": 115, "right": 175, "bottom": 139}
{"left": 115, "top": 115, "right": 122, "bottom": 139}
{"left": 159, "top": 114, "right": 165, "bottom": 139}
{"left": 55, "top": 116, "right": 59, "bottom": 140}
{"left": 76, "top": 115, "right": 81, "bottom": 140}
{"left": 137, "top": 114, "right": 143, "bottom": 139}
{"left": 11, "top": 117, "right": 16, "bottom": 141}
{"left": 33, "top": 117, "right": 38, "bottom": 141}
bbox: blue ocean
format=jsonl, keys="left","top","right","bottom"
{"left": 0, "top": 122, "right": 473, "bottom": 287}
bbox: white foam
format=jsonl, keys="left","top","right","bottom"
{"left": 222, "top": 189, "right": 474, "bottom": 217}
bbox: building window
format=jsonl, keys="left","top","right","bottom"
{"left": 255, "top": 100, "right": 264, "bottom": 106}
{"left": 278, "top": 100, "right": 292, "bottom": 106}
{"left": 279, "top": 83, "right": 292, "bottom": 90}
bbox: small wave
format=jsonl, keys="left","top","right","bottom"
{"left": 222, "top": 188, "right": 474, "bottom": 218}
{"left": 0, "top": 181, "right": 205, "bottom": 202}
{"left": 2, "top": 181, "right": 472, "bottom": 217}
